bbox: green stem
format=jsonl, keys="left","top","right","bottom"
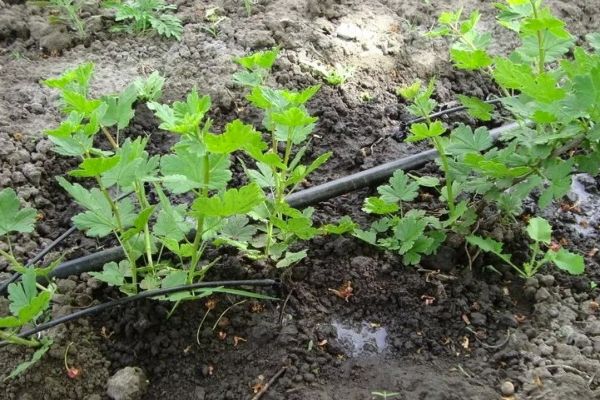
{"left": 0, "top": 330, "right": 40, "bottom": 347}
{"left": 96, "top": 179, "right": 138, "bottom": 291}
{"left": 134, "top": 181, "right": 155, "bottom": 276}
{"left": 529, "top": 0, "right": 545, "bottom": 75}
{"left": 188, "top": 153, "right": 210, "bottom": 283}
{"left": 432, "top": 136, "right": 455, "bottom": 214}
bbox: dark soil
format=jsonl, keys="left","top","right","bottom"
{"left": 1, "top": 0, "right": 600, "bottom": 399}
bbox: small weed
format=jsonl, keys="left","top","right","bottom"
{"left": 321, "top": 64, "right": 354, "bottom": 86}
{"left": 30, "top": 0, "right": 88, "bottom": 38}
{"left": 103, "top": 0, "right": 183, "bottom": 40}
{"left": 203, "top": 7, "right": 226, "bottom": 38}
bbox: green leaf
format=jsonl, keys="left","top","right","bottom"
{"left": 276, "top": 250, "right": 307, "bottom": 268}
{"left": 353, "top": 229, "right": 377, "bottom": 245}
{"left": 191, "top": 183, "right": 264, "bottom": 217}
{"left": 17, "top": 290, "right": 52, "bottom": 325}
{"left": 526, "top": 217, "right": 552, "bottom": 244}
{"left": 0, "top": 315, "right": 22, "bottom": 328}
{"left": 133, "top": 71, "right": 165, "bottom": 101}
{"left": 493, "top": 58, "right": 534, "bottom": 89}
{"left": 320, "top": 216, "right": 357, "bottom": 235}
{"left": 153, "top": 185, "right": 192, "bottom": 241}
{"left": 586, "top": 32, "right": 600, "bottom": 52}
{"left": 219, "top": 215, "right": 257, "bottom": 242}
{"left": 362, "top": 197, "right": 399, "bottom": 215}
{"left": 101, "top": 138, "right": 159, "bottom": 188}
{"left": 463, "top": 153, "right": 531, "bottom": 178}
{"left": 69, "top": 155, "right": 121, "bottom": 178}
{"left": 161, "top": 148, "right": 231, "bottom": 194}
{"left": 100, "top": 84, "right": 139, "bottom": 130}
{"left": 62, "top": 90, "right": 103, "bottom": 115}
{"left": 7, "top": 269, "right": 37, "bottom": 315}
{"left": 397, "top": 81, "right": 422, "bottom": 100}
{"left": 43, "top": 62, "right": 94, "bottom": 95}
{"left": 446, "top": 125, "right": 493, "bottom": 156}
{"left": 0, "top": 188, "right": 37, "bottom": 236}
{"left": 457, "top": 95, "right": 494, "bottom": 121}
{"left": 272, "top": 107, "right": 318, "bottom": 127}
{"left": 89, "top": 261, "right": 128, "bottom": 287}
{"left": 547, "top": 248, "right": 584, "bottom": 275}
{"left": 205, "top": 119, "right": 266, "bottom": 154}
{"left": 149, "top": 14, "right": 183, "bottom": 40}
{"left": 235, "top": 48, "right": 279, "bottom": 71}
{"left": 5, "top": 340, "right": 52, "bottom": 381}
{"left": 148, "top": 90, "right": 211, "bottom": 134}
{"left": 377, "top": 170, "right": 419, "bottom": 203}
{"left": 410, "top": 174, "right": 440, "bottom": 188}
{"left": 406, "top": 121, "right": 446, "bottom": 142}
{"left": 450, "top": 48, "right": 492, "bottom": 70}
{"left": 466, "top": 235, "right": 513, "bottom": 263}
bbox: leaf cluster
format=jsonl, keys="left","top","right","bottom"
{"left": 103, "top": 0, "right": 183, "bottom": 40}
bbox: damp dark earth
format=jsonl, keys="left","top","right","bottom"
{"left": 1, "top": 0, "right": 600, "bottom": 399}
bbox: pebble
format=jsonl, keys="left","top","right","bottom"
{"left": 106, "top": 367, "right": 148, "bottom": 400}
{"left": 500, "top": 381, "right": 515, "bottom": 396}
{"left": 535, "top": 287, "right": 551, "bottom": 302}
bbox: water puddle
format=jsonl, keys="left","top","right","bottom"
{"left": 331, "top": 320, "right": 388, "bottom": 356}
{"left": 568, "top": 174, "right": 599, "bottom": 236}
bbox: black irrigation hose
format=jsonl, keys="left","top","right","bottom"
{"left": 0, "top": 279, "right": 278, "bottom": 345}
{"left": 287, "top": 122, "right": 519, "bottom": 209}
{"left": 0, "top": 192, "right": 133, "bottom": 295}
{"left": 1, "top": 122, "right": 520, "bottom": 293}
{"left": 407, "top": 97, "right": 507, "bottom": 125}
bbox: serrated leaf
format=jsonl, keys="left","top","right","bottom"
{"left": 446, "top": 125, "right": 493, "bottom": 155}
{"left": 89, "top": 261, "right": 128, "bottom": 286}
{"left": 69, "top": 155, "right": 121, "bottom": 178}
{"left": 457, "top": 95, "right": 494, "bottom": 121}
{"left": 587, "top": 32, "right": 600, "bottom": 52}
{"left": 161, "top": 149, "right": 231, "bottom": 194}
{"left": 362, "top": 197, "right": 399, "bottom": 215}
{"left": 7, "top": 269, "right": 37, "bottom": 315}
{"left": 547, "top": 248, "right": 584, "bottom": 275}
{"left": 5, "top": 340, "right": 52, "bottom": 381}
{"left": 320, "top": 216, "right": 356, "bottom": 235}
{"left": 191, "top": 183, "right": 264, "bottom": 217}
{"left": 17, "top": 290, "right": 52, "bottom": 325}
{"left": 0, "top": 188, "right": 37, "bottom": 236}
{"left": 276, "top": 250, "right": 307, "bottom": 268}
{"left": 450, "top": 48, "right": 492, "bottom": 70}
{"left": 406, "top": 121, "right": 446, "bottom": 142}
{"left": 235, "top": 48, "right": 279, "bottom": 70}
{"left": 153, "top": 185, "right": 192, "bottom": 241}
{"left": 466, "top": 235, "right": 512, "bottom": 262}
{"left": 377, "top": 170, "right": 419, "bottom": 203}
{"left": 205, "top": 119, "right": 266, "bottom": 154}
{"left": 353, "top": 229, "right": 377, "bottom": 245}
{"left": 43, "top": 62, "right": 94, "bottom": 95}
{"left": 100, "top": 84, "right": 139, "bottom": 130}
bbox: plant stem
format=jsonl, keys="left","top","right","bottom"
{"left": 0, "top": 330, "right": 40, "bottom": 347}
{"left": 101, "top": 127, "right": 119, "bottom": 149}
{"left": 188, "top": 153, "right": 210, "bottom": 283}
{"left": 96, "top": 179, "right": 137, "bottom": 290}
{"left": 134, "top": 182, "right": 155, "bottom": 276}
{"left": 529, "top": 0, "right": 546, "bottom": 75}
{"left": 432, "top": 136, "right": 455, "bottom": 214}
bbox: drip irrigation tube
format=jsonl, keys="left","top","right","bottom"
{"left": 0, "top": 279, "right": 278, "bottom": 345}
{"left": 1, "top": 122, "right": 520, "bottom": 293}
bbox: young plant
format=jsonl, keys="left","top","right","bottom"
{"left": 232, "top": 49, "right": 355, "bottom": 267}
{"left": 30, "top": 0, "right": 87, "bottom": 38}
{"left": 321, "top": 64, "right": 354, "bottom": 86}
{"left": 103, "top": 0, "right": 183, "bottom": 40}
{"left": 242, "top": 0, "right": 254, "bottom": 16}
{"left": 354, "top": 170, "right": 446, "bottom": 265}
{"left": 467, "top": 217, "right": 584, "bottom": 278}
{"left": 133, "top": 71, "right": 165, "bottom": 102}
{"left": 203, "top": 7, "right": 226, "bottom": 38}
{"left": 427, "top": 2, "right": 600, "bottom": 216}
{"left": 0, "top": 189, "right": 56, "bottom": 379}
{"left": 371, "top": 391, "right": 401, "bottom": 400}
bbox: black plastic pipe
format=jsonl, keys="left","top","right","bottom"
{"left": 2, "top": 122, "right": 520, "bottom": 288}
{"left": 0, "top": 279, "right": 278, "bottom": 345}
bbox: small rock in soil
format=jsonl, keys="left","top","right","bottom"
{"left": 535, "top": 287, "right": 551, "bottom": 302}
{"left": 500, "top": 381, "right": 515, "bottom": 396}
{"left": 107, "top": 367, "right": 148, "bottom": 400}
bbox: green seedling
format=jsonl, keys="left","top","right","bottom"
{"left": 133, "top": 71, "right": 165, "bottom": 102}
{"left": 242, "top": 0, "right": 254, "bottom": 16}
{"left": 467, "top": 217, "right": 584, "bottom": 278}
{"left": 30, "top": 0, "right": 87, "bottom": 38}
{"left": 233, "top": 49, "right": 355, "bottom": 267}
{"left": 0, "top": 188, "right": 56, "bottom": 379}
{"left": 103, "top": 0, "right": 183, "bottom": 40}
{"left": 354, "top": 170, "right": 446, "bottom": 266}
{"left": 203, "top": 7, "right": 226, "bottom": 38}
{"left": 321, "top": 64, "right": 354, "bottom": 86}
{"left": 426, "top": 1, "right": 600, "bottom": 217}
